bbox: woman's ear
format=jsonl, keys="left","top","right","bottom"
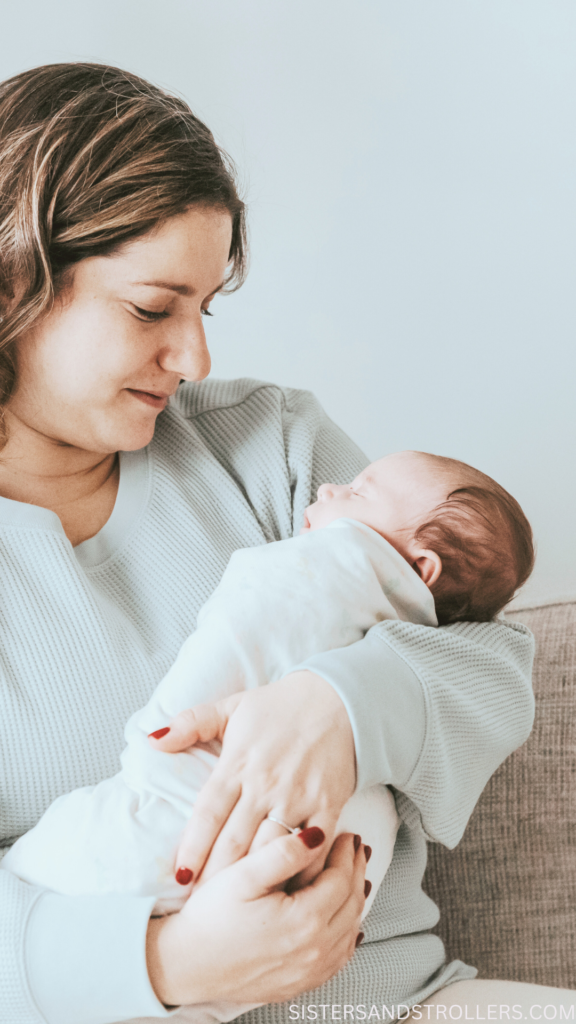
{"left": 412, "top": 549, "right": 442, "bottom": 587}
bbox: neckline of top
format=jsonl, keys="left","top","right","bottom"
{"left": 0, "top": 447, "right": 151, "bottom": 568}
{"left": 74, "top": 447, "right": 150, "bottom": 568}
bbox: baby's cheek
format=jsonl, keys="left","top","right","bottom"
{"left": 308, "top": 502, "right": 354, "bottom": 531}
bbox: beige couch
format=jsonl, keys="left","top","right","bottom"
{"left": 423, "top": 599, "right": 576, "bottom": 990}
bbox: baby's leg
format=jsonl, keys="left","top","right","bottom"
{"left": 1, "top": 742, "right": 218, "bottom": 912}
{"left": 1, "top": 612, "right": 262, "bottom": 905}
{"left": 335, "top": 785, "right": 400, "bottom": 918}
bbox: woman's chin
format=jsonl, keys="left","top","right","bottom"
{"left": 116, "top": 423, "right": 158, "bottom": 451}
{"left": 73, "top": 402, "right": 162, "bottom": 454}
{"left": 103, "top": 413, "right": 160, "bottom": 453}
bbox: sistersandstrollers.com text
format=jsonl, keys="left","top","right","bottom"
{"left": 288, "top": 1006, "right": 575, "bottom": 1022}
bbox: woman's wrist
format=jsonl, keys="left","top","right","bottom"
{"left": 146, "top": 916, "right": 171, "bottom": 1006}
{"left": 146, "top": 908, "right": 221, "bottom": 1007}
{"left": 146, "top": 913, "right": 188, "bottom": 1008}
{"left": 281, "top": 670, "right": 357, "bottom": 790}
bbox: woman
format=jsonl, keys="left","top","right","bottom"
{"left": 0, "top": 63, "right": 570, "bottom": 1024}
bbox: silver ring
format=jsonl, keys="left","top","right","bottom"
{"left": 267, "top": 815, "right": 301, "bottom": 835}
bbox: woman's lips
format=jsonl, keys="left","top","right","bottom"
{"left": 126, "top": 389, "right": 170, "bottom": 410}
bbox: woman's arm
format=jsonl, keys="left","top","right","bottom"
{"left": 160, "top": 616, "right": 534, "bottom": 881}
{"left": 301, "top": 615, "right": 535, "bottom": 846}
{"left": 158, "top": 384, "right": 535, "bottom": 876}
{"left": 280, "top": 384, "right": 536, "bottom": 844}
{"left": 3, "top": 830, "right": 366, "bottom": 1023}
{"left": 0, "top": 867, "right": 169, "bottom": 1024}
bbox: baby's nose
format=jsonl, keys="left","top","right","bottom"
{"left": 317, "top": 483, "right": 335, "bottom": 501}
{"left": 317, "top": 483, "right": 349, "bottom": 501}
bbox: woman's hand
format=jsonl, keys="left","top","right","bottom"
{"left": 146, "top": 829, "right": 367, "bottom": 1007}
{"left": 149, "top": 671, "right": 356, "bottom": 885}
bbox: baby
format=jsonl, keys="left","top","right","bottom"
{"left": 301, "top": 450, "right": 534, "bottom": 626}
{"left": 2, "top": 450, "right": 534, "bottom": 1023}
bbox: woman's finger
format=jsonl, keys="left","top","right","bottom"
{"left": 233, "top": 827, "right": 327, "bottom": 900}
{"left": 323, "top": 834, "right": 367, "bottom": 927}
{"left": 174, "top": 768, "right": 242, "bottom": 880}
{"left": 193, "top": 791, "right": 269, "bottom": 883}
{"left": 303, "top": 832, "right": 364, "bottom": 921}
{"left": 148, "top": 696, "right": 240, "bottom": 752}
{"left": 285, "top": 810, "right": 340, "bottom": 888}
{"left": 200, "top": 797, "right": 335, "bottom": 883}
{"left": 248, "top": 815, "right": 297, "bottom": 854}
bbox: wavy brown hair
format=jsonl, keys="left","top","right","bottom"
{"left": 0, "top": 62, "right": 247, "bottom": 447}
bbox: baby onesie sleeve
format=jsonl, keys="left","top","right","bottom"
{"left": 279, "top": 386, "right": 536, "bottom": 849}
{"left": 0, "top": 866, "right": 173, "bottom": 1024}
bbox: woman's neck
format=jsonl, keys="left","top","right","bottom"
{"left": 0, "top": 411, "right": 120, "bottom": 546}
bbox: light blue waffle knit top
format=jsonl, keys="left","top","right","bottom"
{"left": 0, "top": 380, "right": 535, "bottom": 1024}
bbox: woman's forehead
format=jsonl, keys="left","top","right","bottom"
{"left": 73, "top": 207, "right": 233, "bottom": 294}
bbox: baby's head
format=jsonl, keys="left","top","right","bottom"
{"left": 302, "top": 451, "right": 534, "bottom": 625}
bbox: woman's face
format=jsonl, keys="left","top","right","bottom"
{"left": 8, "top": 205, "right": 233, "bottom": 454}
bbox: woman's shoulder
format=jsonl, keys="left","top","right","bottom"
{"left": 162, "top": 377, "right": 367, "bottom": 499}
{"left": 170, "top": 377, "right": 318, "bottom": 421}
{"left": 155, "top": 377, "right": 367, "bottom": 543}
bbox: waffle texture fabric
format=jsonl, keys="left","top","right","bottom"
{"left": 4, "top": 520, "right": 426, "bottom": 920}
{"left": 0, "top": 379, "right": 535, "bottom": 1024}
{"left": 424, "top": 600, "right": 576, "bottom": 989}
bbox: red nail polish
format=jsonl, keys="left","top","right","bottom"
{"left": 355, "top": 931, "right": 365, "bottom": 948}
{"left": 175, "top": 867, "right": 193, "bottom": 885}
{"left": 364, "top": 845, "right": 372, "bottom": 863}
{"left": 298, "top": 827, "right": 325, "bottom": 849}
{"left": 149, "top": 727, "right": 170, "bottom": 740}
{"left": 354, "top": 834, "right": 362, "bottom": 852}
{"left": 364, "top": 880, "right": 372, "bottom": 898}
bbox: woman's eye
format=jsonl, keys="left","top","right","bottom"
{"left": 133, "top": 306, "right": 170, "bottom": 322}
{"left": 132, "top": 305, "right": 214, "bottom": 321}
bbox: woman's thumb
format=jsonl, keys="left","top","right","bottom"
{"left": 148, "top": 695, "right": 241, "bottom": 752}
{"left": 235, "top": 828, "right": 326, "bottom": 898}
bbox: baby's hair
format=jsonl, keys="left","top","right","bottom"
{"left": 413, "top": 454, "right": 534, "bottom": 625}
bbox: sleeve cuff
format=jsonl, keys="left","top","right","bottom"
{"left": 25, "top": 890, "right": 177, "bottom": 1024}
{"left": 297, "top": 627, "right": 427, "bottom": 792}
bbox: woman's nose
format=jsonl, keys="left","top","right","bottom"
{"left": 157, "top": 317, "right": 211, "bottom": 381}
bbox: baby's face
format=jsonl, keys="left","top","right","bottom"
{"left": 302, "top": 451, "right": 449, "bottom": 560}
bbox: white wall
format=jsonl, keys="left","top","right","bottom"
{"left": 3, "top": 0, "right": 575, "bottom": 604}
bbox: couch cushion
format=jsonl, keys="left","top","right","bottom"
{"left": 422, "top": 601, "right": 576, "bottom": 987}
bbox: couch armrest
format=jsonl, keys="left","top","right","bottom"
{"left": 422, "top": 600, "right": 576, "bottom": 987}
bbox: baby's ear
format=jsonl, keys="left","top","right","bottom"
{"left": 412, "top": 549, "right": 442, "bottom": 587}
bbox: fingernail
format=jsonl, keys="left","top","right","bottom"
{"left": 355, "top": 931, "right": 365, "bottom": 948}
{"left": 149, "top": 727, "right": 170, "bottom": 740}
{"left": 175, "top": 867, "right": 193, "bottom": 885}
{"left": 298, "top": 827, "right": 325, "bottom": 849}
{"left": 364, "top": 880, "right": 372, "bottom": 898}
{"left": 364, "top": 845, "right": 372, "bottom": 863}
{"left": 354, "top": 834, "right": 362, "bottom": 852}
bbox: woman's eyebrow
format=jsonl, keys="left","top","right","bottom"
{"left": 132, "top": 280, "right": 225, "bottom": 297}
